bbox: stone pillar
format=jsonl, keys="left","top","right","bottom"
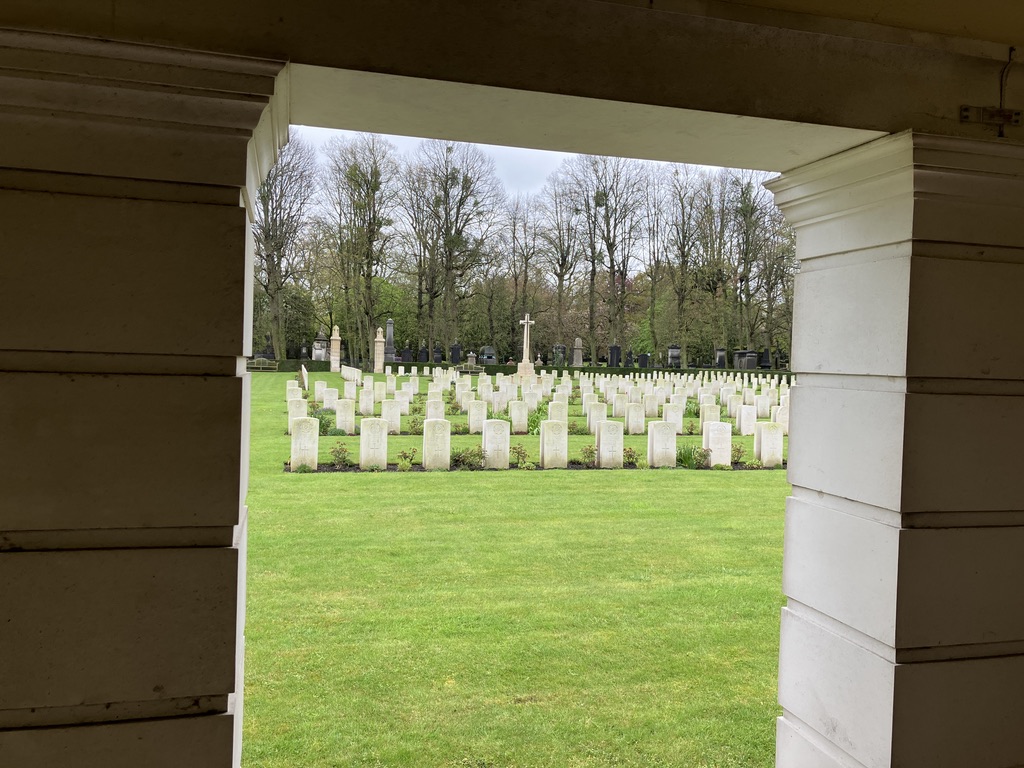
{"left": 329, "top": 325, "right": 342, "bottom": 373}
{"left": 0, "top": 31, "right": 285, "bottom": 766}
{"left": 769, "top": 132, "right": 1024, "bottom": 768}
{"left": 373, "top": 327, "right": 385, "bottom": 374}
{"left": 384, "top": 318, "right": 396, "bottom": 363}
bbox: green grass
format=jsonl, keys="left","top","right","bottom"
{"left": 244, "top": 372, "right": 788, "bottom": 767}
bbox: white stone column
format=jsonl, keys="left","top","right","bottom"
{"left": 0, "top": 31, "right": 285, "bottom": 766}
{"left": 769, "top": 132, "right": 1024, "bottom": 768}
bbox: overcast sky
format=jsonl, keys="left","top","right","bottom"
{"left": 293, "top": 125, "right": 577, "bottom": 196}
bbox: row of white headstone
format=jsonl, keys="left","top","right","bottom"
{"left": 289, "top": 413, "right": 784, "bottom": 472}
{"left": 286, "top": 366, "right": 791, "bottom": 470}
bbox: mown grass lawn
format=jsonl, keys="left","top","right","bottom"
{"left": 244, "top": 372, "right": 788, "bottom": 767}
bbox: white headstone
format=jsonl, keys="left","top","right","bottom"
{"left": 290, "top": 417, "right": 319, "bottom": 470}
{"left": 662, "top": 402, "right": 684, "bottom": 434}
{"left": 646, "top": 421, "right": 677, "bottom": 468}
{"left": 359, "top": 389, "right": 375, "bottom": 417}
{"left": 373, "top": 381, "right": 387, "bottom": 403}
{"left": 699, "top": 404, "right": 721, "bottom": 430}
{"left": 625, "top": 402, "right": 646, "bottom": 435}
{"left": 703, "top": 421, "right": 732, "bottom": 467}
{"left": 509, "top": 400, "right": 529, "bottom": 433}
{"left": 422, "top": 418, "right": 451, "bottom": 470}
{"left": 737, "top": 404, "right": 757, "bottom": 436}
{"left": 539, "top": 419, "right": 568, "bottom": 469}
{"left": 380, "top": 399, "right": 401, "bottom": 434}
{"left": 426, "top": 399, "right": 446, "bottom": 421}
{"left": 287, "top": 397, "right": 307, "bottom": 435}
{"left": 482, "top": 419, "right": 510, "bottom": 469}
{"left": 597, "top": 420, "right": 624, "bottom": 468}
{"left": 359, "top": 418, "right": 388, "bottom": 469}
{"left": 336, "top": 399, "right": 356, "bottom": 434}
{"left": 611, "top": 392, "right": 628, "bottom": 418}
{"left": 344, "top": 381, "right": 357, "bottom": 401}
{"left": 760, "top": 422, "right": 785, "bottom": 467}
{"left": 775, "top": 404, "right": 790, "bottom": 436}
{"left": 755, "top": 394, "right": 771, "bottom": 419}
{"left": 314, "top": 380, "right": 327, "bottom": 402}
{"left": 468, "top": 400, "right": 487, "bottom": 434}
{"left": 587, "top": 402, "right": 608, "bottom": 435}
{"left": 322, "top": 388, "right": 339, "bottom": 413}
{"left": 286, "top": 386, "right": 302, "bottom": 401}
{"left": 548, "top": 401, "right": 568, "bottom": 423}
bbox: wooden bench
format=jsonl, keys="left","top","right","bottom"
{"left": 246, "top": 358, "right": 279, "bottom": 372}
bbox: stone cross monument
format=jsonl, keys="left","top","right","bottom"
{"left": 517, "top": 313, "right": 536, "bottom": 377}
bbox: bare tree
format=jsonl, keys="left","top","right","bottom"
{"left": 665, "top": 165, "right": 700, "bottom": 362}
{"left": 564, "top": 154, "right": 645, "bottom": 360}
{"left": 406, "top": 140, "right": 504, "bottom": 351}
{"left": 538, "top": 168, "right": 581, "bottom": 346}
{"left": 253, "top": 138, "right": 318, "bottom": 360}
{"left": 318, "top": 133, "right": 400, "bottom": 363}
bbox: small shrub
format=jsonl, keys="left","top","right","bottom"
{"left": 366, "top": 463, "right": 384, "bottom": 473}
{"left": 509, "top": 443, "right": 530, "bottom": 467}
{"left": 329, "top": 442, "right": 353, "bottom": 469}
{"left": 684, "top": 420, "right": 698, "bottom": 435}
{"left": 397, "top": 447, "right": 418, "bottom": 463}
{"left": 623, "top": 446, "right": 639, "bottom": 466}
{"left": 408, "top": 417, "right": 424, "bottom": 435}
{"left": 306, "top": 399, "right": 319, "bottom": 416}
{"left": 446, "top": 403, "right": 461, "bottom": 416}
{"left": 397, "top": 458, "right": 413, "bottom": 472}
{"left": 452, "top": 422, "right": 470, "bottom": 435}
{"left": 327, "top": 428, "right": 347, "bottom": 436}
{"left": 684, "top": 399, "right": 700, "bottom": 418}
{"left": 746, "top": 458, "right": 764, "bottom": 469}
{"left": 567, "top": 420, "right": 586, "bottom": 435}
{"left": 451, "top": 445, "right": 485, "bottom": 470}
{"left": 409, "top": 401, "right": 424, "bottom": 416}
{"left": 677, "top": 445, "right": 711, "bottom": 469}
{"left": 711, "top": 463, "right": 732, "bottom": 470}
{"left": 519, "top": 461, "right": 537, "bottom": 470}
{"left": 292, "top": 463, "right": 315, "bottom": 474}
{"left": 635, "top": 459, "right": 649, "bottom": 470}
{"left": 731, "top": 444, "right": 746, "bottom": 464}
{"left": 579, "top": 443, "right": 596, "bottom": 467}
{"left": 311, "top": 408, "right": 334, "bottom": 435}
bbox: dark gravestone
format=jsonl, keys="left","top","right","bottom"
{"left": 667, "top": 345, "right": 681, "bottom": 369}
{"left": 715, "top": 348, "right": 727, "bottom": 369}
{"left": 625, "top": 350, "right": 634, "bottom": 367}
{"left": 759, "top": 348, "right": 772, "bottom": 369}
{"left": 552, "top": 344, "right": 566, "bottom": 367}
{"left": 433, "top": 345, "right": 443, "bottom": 363}
{"left": 384, "top": 318, "right": 396, "bottom": 362}
{"left": 745, "top": 351, "right": 759, "bottom": 369}
{"left": 418, "top": 345, "right": 429, "bottom": 363}
{"left": 450, "top": 342, "right": 461, "bottom": 365}
{"left": 608, "top": 345, "right": 621, "bottom": 368}
{"left": 732, "top": 350, "right": 746, "bottom": 369}
{"left": 401, "top": 347, "right": 414, "bottom": 363}
{"left": 479, "top": 346, "right": 497, "bottom": 364}
{"left": 638, "top": 353, "right": 650, "bottom": 369}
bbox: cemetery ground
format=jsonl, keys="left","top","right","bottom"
{"left": 244, "top": 372, "right": 790, "bottom": 767}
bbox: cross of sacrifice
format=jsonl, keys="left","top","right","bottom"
{"left": 519, "top": 313, "right": 535, "bottom": 364}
